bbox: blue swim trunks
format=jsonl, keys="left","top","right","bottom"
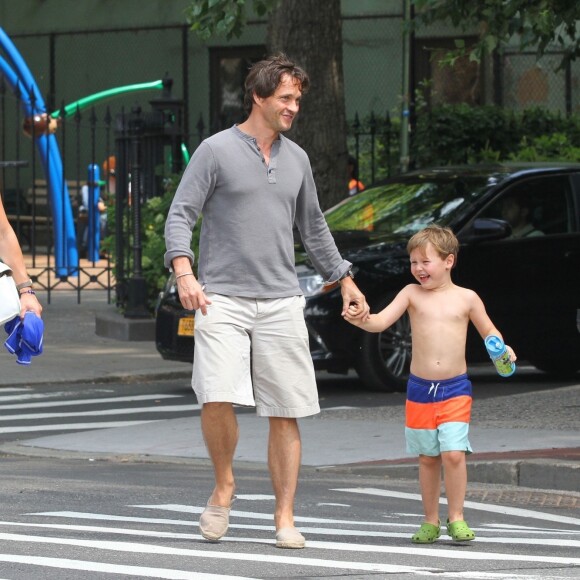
{"left": 405, "top": 373, "right": 473, "bottom": 456}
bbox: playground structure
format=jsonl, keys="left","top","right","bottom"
{"left": 0, "top": 27, "right": 186, "bottom": 309}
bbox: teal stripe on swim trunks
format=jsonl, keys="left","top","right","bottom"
{"left": 405, "top": 421, "right": 473, "bottom": 456}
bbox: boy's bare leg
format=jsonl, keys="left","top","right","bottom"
{"left": 201, "top": 402, "right": 238, "bottom": 505}
{"left": 268, "top": 417, "right": 301, "bottom": 531}
{"left": 442, "top": 450, "right": 467, "bottom": 522}
{"left": 418, "top": 454, "right": 442, "bottom": 525}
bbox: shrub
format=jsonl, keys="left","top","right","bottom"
{"left": 350, "top": 105, "right": 580, "bottom": 184}
{"left": 104, "top": 174, "right": 201, "bottom": 313}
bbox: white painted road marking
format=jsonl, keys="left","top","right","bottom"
{"left": 0, "top": 404, "right": 200, "bottom": 421}
{"left": 334, "top": 488, "right": 580, "bottom": 527}
{"left": 0, "top": 420, "right": 159, "bottom": 434}
{"left": 0, "top": 555, "right": 250, "bottom": 579}
{"left": 3, "top": 519, "right": 580, "bottom": 547}
{"left": 0, "top": 533, "right": 437, "bottom": 574}
{"left": 0, "top": 393, "right": 183, "bottom": 410}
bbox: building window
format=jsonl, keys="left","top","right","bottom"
{"left": 209, "top": 46, "right": 266, "bottom": 132}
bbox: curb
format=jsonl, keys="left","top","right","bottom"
{"left": 0, "top": 370, "right": 192, "bottom": 389}
{"left": 317, "top": 458, "right": 580, "bottom": 493}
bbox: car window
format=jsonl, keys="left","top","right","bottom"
{"left": 481, "top": 175, "right": 573, "bottom": 237}
{"left": 324, "top": 177, "right": 490, "bottom": 235}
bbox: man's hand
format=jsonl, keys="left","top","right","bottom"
{"left": 339, "top": 276, "right": 369, "bottom": 321}
{"left": 176, "top": 273, "right": 212, "bottom": 314}
{"left": 172, "top": 257, "right": 211, "bottom": 314}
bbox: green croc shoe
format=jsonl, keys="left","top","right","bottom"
{"left": 411, "top": 521, "right": 441, "bottom": 544}
{"left": 447, "top": 519, "right": 475, "bottom": 541}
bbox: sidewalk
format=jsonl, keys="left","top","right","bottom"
{"left": 0, "top": 290, "right": 191, "bottom": 386}
{"left": 1, "top": 290, "right": 578, "bottom": 493}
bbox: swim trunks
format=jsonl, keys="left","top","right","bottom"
{"left": 405, "top": 373, "right": 473, "bottom": 456}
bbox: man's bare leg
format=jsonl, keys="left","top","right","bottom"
{"left": 201, "top": 402, "right": 238, "bottom": 506}
{"left": 268, "top": 417, "right": 301, "bottom": 531}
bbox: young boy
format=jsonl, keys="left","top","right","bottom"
{"left": 344, "top": 225, "right": 516, "bottom": 544}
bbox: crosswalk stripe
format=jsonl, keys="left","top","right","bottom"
{"left": 334, "top": 488, "right": 580, "bottom": 527}
{"left": 0, "top": 528, "right": 578, "bottom": 568}
{"left": 133, "top": 504, "right": 404, "bottom": 526}
{"left": 0, "top": 420, "right": 158, "bottom": 434}
{"left": 0, "top": 394, "right": 182, "bottom": 410}
{"left": 0, "top": 404, "right": 199, "bottom": 421}
{"left": 0, "top": 555, "right": 250, "bottom": 579}
{"left": 0, "top": 391, "right": 87, "bottom": 402}
{"left": 3, "top": 520, "right": 580, "bottom": 547}
{"left": 0, "top": 533, "right": 437, "bottom": 574}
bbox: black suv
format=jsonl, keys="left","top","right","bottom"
{"left": 155, "top": 163, "right": 580, "bottom": 391}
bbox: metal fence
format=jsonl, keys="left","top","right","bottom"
{"left": 0, "top": 75, "right": 185, "bottom": 308}
{"left": 3, "top": 16, "right": 580, "bottom": 303}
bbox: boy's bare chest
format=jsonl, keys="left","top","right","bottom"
{"left": 411, "top": 293, "right": 468, "bottom": 324}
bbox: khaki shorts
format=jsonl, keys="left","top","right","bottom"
{"left": 192, "top": 293, "right": 320, "bottom": 418}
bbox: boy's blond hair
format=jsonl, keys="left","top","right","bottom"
{"left": 407, "top": 225, "right": 458, "bottom": 267}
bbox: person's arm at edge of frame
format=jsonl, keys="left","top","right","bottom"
{"left": 468, "top": 289, "right": 517, "bottom": 363}
{"left": 0, "top": 195, "right": 42, "bottom": 318}
{"left": 343, "top": 285, "right": 411, "bottom": 332}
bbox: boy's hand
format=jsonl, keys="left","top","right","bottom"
{"left": 344, "top": 302, "right": 367, "bottom": 326}
{"left": 339, "top": 277, "right": 369, "bottom": 321}
{"left": 506, "top": 345, "right": 517, "bottom": 362}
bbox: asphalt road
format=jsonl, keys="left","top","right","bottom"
{"left": 0, "top": 456, "right": 578, "bottom": 579}
{"left": 0, "top": 373, "right": 578, "bottom": 578}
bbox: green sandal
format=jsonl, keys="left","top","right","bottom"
{"left": 411, "top": 520, "right": 441, "bottom": 544}
{"left": 446, "top": 519, "right": 475, "bottom": 541}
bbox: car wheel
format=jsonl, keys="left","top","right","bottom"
{"left": 356, "top": 300, "right": 411, "bottom": 392}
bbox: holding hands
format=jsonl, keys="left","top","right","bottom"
{"left": 339, "top": 276, "right": 369, "bottom": 323}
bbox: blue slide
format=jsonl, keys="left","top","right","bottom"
{"left": 0, "top": 27, "right": 78, "bottom": 276}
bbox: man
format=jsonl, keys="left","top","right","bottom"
{"left": 164, "top": 53, "right": 369, "bottom": 549}
{"left": 500, "top": 194, "right": 544, "bottom": 238}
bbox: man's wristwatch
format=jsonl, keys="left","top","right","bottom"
{"left": 338, "top": 269, "right": 355, "bottom": 283}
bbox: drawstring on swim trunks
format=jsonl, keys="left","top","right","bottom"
{"left": 428, "top": 382, "right": 440, "bottom": 399}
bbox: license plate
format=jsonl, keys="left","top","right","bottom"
{"left": 177, "top": 316, "right": 195, "bottom": 337}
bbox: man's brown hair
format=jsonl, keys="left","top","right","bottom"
{"left": 243, "top": 53, "right": 310, "bottom": 114}
{"left": 407, "top": 225, "right": 459, "bottom": 267}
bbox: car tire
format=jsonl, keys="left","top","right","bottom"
{"left": 356, "top": 297, "right": 412, "bottom": 392}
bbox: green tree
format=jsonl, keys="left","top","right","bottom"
{"left": 413, "top": 0, "right": 580, "bottom": 67}
{"left": 186, "top": 0, "right": 348, "bottom": 209}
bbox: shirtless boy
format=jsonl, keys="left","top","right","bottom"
{"left": 344, "top": 225, "right": 516, "bottom": 544}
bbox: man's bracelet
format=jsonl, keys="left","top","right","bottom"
{"left": 175, "top": 272, "right": 194, "bottom": 280}
{"left": 19, "top": 289, "right": 36, "bottom": 295}
{"left": 16, "top": 279, "right": 33, "bottom": 291}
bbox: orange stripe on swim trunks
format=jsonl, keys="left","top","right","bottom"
{"left": 406, "top": 396, "right": 472, "bottom": 429}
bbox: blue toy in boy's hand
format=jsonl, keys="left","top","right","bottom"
{"left": 484, "top": 335, "right": 515, "bottom": 377}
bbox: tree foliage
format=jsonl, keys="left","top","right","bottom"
{"left": 185, "top": 0, "right": 277, "bottom": 40}
{"left": 414, "top": 0, "right": 580, "bottom": 66}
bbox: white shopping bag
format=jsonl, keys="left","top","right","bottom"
{"left": 0, "top": 262, "right": 21, "bottom": 325}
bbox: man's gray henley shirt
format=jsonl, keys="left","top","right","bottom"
{"left": 164, "top": 125, "right": 351, "bottom": 298}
